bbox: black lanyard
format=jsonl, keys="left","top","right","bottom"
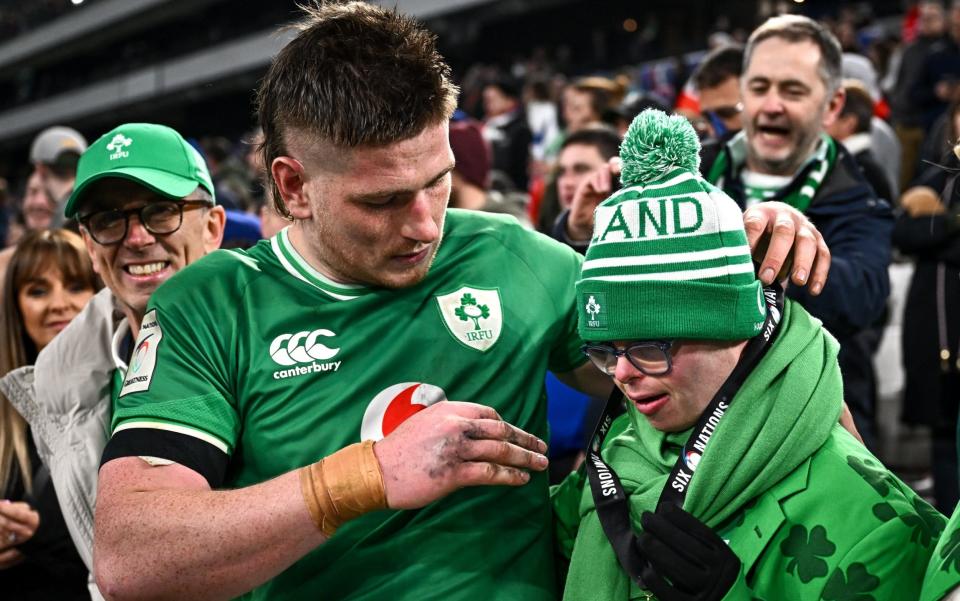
{"left": 583, "top": 282, "right": 785, "bottom": 589}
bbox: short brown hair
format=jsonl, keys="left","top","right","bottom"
{"left": 839, "top": 81, "right": 874, "bottom": 134}
{"left": 744, "top": 15, "right": 843, "bottom": 95}
{"left": 258, "top": 1, "right": 459, "bottom": 217}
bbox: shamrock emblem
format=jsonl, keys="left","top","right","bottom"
{"left": 846, "top": 456, "right": 889, "bottom": 497}
{"left": 900, "top": 496, "right": 946, "bottom": 547}
{"left": 781, "top": 524, "right": 836, "bottom": 583}
{"left": 454, "top": 293, "right": 490, "bottom": 331}
{"left": 940, "top": 527, "right": 960, "bottom": 573}
{"left": 822, "top": 563, "right": 880, "bottom": 601}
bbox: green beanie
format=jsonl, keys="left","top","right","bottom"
{"left": 576, "top": 109, "right": 765, "bottom": 342}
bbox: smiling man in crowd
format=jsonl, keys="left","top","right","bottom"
{"left": 89, "top": 4, "right": 830, "bottom": 601}
{"left": 0, "top": 122, "right": 225, "bottom": 598}
{"left": 702, "top": 14, "right": 893, "bottom": 449}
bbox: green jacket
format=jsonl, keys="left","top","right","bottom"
{"left": 554, "top": 423, "right": 943, "bottom": 600}
{"left": 922, "top": 507, "right": 960, "bottom": 601}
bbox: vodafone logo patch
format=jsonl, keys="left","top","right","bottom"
{"left": 361, "top": 382, "right": 447, "bottom": 441}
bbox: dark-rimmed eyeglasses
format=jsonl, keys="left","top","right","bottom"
{"left": 581, "top": 341, "right": 676, "bottom": 377}
{"left": 79, "top": 200, "right": 211, "bottom": 246}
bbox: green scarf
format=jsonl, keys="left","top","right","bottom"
{"left": 562, "top": 300, "right": 842, "bottom": 600}
{"left": 705, "top": 132, "right": 837, "bottom": 213}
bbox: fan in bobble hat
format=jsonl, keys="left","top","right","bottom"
{"left": 575, "top": 109, "right": 767, "bottom": 343}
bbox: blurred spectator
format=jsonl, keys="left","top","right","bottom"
{"left": 201, "top": 136, "right": 254, "bottom": 212}
{"left": 28, "top": 126, "right": 87, "bottom": 229}
{"left": 927, "top": 96, "right": 960, "bottom": 166}
{"left": 482, "top": 76, "right": 532, "bottom": 191}
{"left": 913, "top": 2, "right": 960, "bottom": 130}
{"left": 524, "top": 78, "right": 561, "bottom": 163}
{"left": 894, "top": 144, "right": 960, "bottom": 512}
{"left": 551, "top": 126, "right": 621, "bottom": 251}
{"left": 891, "top": 0, "right": 948, "bottom": 188}
{"left": 827, "top": 81, "right": 896, "bottom": 202}
{"left": 691, "top": 44, "right": 745, "bottom": 141}
{"left": 606, "top": 91, "right": 670, "bottom": 138}
{"left": 449, "top": 118, "right": 530, "bottom": 226}
{"left": 561, "top": 77, "right": 621, "bottom": 134}
{"left": 703, "top": 15, "right": 893, "bottom": 450}
{"left": 21, "top": 172, "right": 56, "bottom": 233}
{"left": 842, "top": 52, "right": 903, "bottom": 194}
{"left": 0, "top": 229, "right": 99, "bottom": 600}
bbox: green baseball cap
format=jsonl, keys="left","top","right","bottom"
{"left": 65, "top": 123, "right": 215, "bottom": 218}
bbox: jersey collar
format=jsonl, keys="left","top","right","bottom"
{"left": 270, "top": 228, "right": 368, "bottom": 301}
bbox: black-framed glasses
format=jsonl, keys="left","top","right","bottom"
{"left": 581, "top": 341, "right": 676, "bottom": 377}
{"left": 79, "top": 200, "right": 211, "bottom": 245}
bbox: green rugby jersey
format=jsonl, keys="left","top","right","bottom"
{"left": 106, "top": 209, "right": 586, "bottom": 601}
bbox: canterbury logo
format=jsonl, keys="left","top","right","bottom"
{"left": 269, "top": 329, "right": 340, "bottom": 366}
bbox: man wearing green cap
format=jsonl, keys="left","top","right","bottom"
{"left": 553, "top": 110, "right": 941, "bottom": 601}
{"left": 0, "top": 122, "right": 225, "bottom": 597}
{"left": 90, "top": 5, "right": 832, "bottom": 601}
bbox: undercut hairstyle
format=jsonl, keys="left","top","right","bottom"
{"left": 692, "top": 44, "right": 745, "bottom": 91}
{"left": 561, "top": 126, "right": 622, "bottom": 161}
{"left": 744, "top": 15, "right": 843, "bottom": 95}
{"left": 839, "top": 81, "right": 874, "bottom": 134}
{"left": 257, "top": 1, "right": 459, "bottom": 217}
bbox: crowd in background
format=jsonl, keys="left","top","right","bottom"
{"left": 1, "top": 0, "right": 960, "bottom": 597}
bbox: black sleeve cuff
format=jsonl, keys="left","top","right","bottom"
{"left": 100, "top": 428, "right": 229, "bottom": 488}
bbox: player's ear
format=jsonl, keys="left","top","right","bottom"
{"left": 272, "top": 156, "right": 311, "bottom": 220}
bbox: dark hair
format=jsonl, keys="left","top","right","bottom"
{"left": 692, "top": 44, "right": 745, "bottom": 91}
{"left": 744, "top": 15, "right": 842, "bottom": 94}
{"left": 48, "top": 151, "right": 81, "bottom": 180}
{"left": 485, "top": 75, "right": 522, "bottom": 100}
{"left": 561, "top": 126, "right": 622, "bottom": 161}
{"left": 839, "top": 82, "right": 874, "bottom": 134}
{"left": 257, "top": 1, "right": 459, "bottom": 217}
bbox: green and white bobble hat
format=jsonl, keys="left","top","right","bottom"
{"left": 576, "top": 109, "right": 766, "bottom": 342}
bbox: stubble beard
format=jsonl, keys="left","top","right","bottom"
{"left": 308, "top": 215, "right": 446, "bottom": 290}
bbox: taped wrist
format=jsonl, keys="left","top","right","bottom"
{"left": 299, "top": 440, "right": 388, "bottom": 537}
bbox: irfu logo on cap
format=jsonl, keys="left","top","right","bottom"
{"left": 583, "top": 293, "right": 607, "bottom": 329}
{"left": 106, "top": 134, "right": 132, "bottom": 160}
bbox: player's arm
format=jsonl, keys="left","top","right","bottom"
{"left": 94, "top": 401, "right": 548, "bottom": 601}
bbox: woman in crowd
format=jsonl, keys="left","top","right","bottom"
{"left": 0, "top": 229, "right": 99, "bottom": 599}
{"left": 896, "top": 133, "right": 960, "bottom": 514}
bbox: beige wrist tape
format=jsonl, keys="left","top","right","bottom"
{"left": 299, "top": 440, "right": 388, "bottom": 537}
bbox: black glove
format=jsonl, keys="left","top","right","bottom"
{"left": 637, "top": 503, "right": 741, "bottom": 601}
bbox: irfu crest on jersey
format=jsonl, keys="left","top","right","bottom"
{"left": 435, "top": 286, "right": 503, "bottom": 352}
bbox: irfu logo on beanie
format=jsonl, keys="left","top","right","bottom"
{"left": 582, "top": 293, "right": 607, "bottom": 330}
